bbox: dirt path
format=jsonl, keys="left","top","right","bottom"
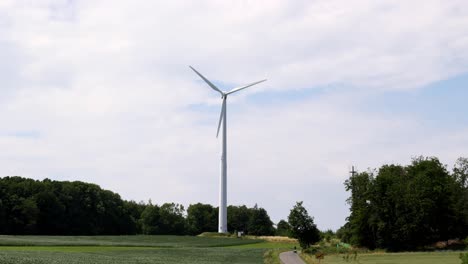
{"left": 279, "top": 251, "right": 306, "bottom": 264}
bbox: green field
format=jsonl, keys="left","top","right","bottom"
{"left": 0, "top": 247, "right": 264, "bottom": 264}
{"left": 0, "top": 235, "right": 293, "bottom": 264}
{"left": 0, "top": 236, "right": 465, "bottom": 264}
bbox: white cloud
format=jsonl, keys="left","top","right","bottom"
{"left": 0, "top": 0, "right": 468, "bottom": 230}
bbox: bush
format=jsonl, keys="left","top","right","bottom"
{"left": 460, "top": 253, "right": 468, "bottom": 264}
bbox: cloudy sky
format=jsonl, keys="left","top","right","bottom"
{"left": 1, "top": 0, "right": 468, "bottom": 231}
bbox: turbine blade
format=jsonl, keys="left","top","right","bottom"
{"left": 226, "top": 79, "right": 267, "bottom": 95}
{"left": 216, "top": 98, "right": 226, "bottom": 138}
{"left": 189, "top": 66, "right": 224, "bottom": 95}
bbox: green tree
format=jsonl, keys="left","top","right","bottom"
{"left": 35, "top": 191, "right": 65, "bottom": 234}
{"left": 453, "top": 157, "right": 468, "bottom": 188}
{"left": 276, "top": 220, "right": 291, "bottom": 237}
{"left": 452, "top": 157, "right": 468, "bottom": 238}
{"left": 186, "top": 203, "right": 217, "bottom": 235}
{"left": 158, "top": 203, "right": 186, "bottom": 235}
{"left": 288, "top": 201, "right": 320, "bottom": 248}
{"left": 140, "top": 203, "right": 161, "bottom": 235}
{"left": 344, "top": 170, "right": 376, "bottom": 248}
{"left": 370, "top": 164, "right": 407, "bottom": 250}
{"left": 404, "top": 157, "right": 456, "bottom": 247}
{"left": 342, "top": 157, "right": 461, "bottom": 251}
{"left": 247, "top": 205, "right": 275, "bottom": 236}
{"left": 320, "top": 229, "right": 335, "bottom": 242}
{"left": 336, "top": 222, "right": 352, "bottom": 243}
{"left": 227, "top": 205, "right": 250, "bottom": 233}
{"left": 124, "top": 200, "right": 146, "bottom": 234}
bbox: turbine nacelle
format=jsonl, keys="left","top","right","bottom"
{"left": 189, "top": 66, "right": 266, "bottom": 137}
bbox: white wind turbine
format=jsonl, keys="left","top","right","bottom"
{"left": 190, "top": 66, "right": 266, "bottom": 233}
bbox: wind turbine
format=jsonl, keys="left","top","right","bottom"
{"left": 189, "top": 66, "right": 266, "bottom": 233}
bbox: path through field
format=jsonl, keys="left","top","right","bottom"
{"left": 279, "top": 251, "right": 306, "bottom": 264}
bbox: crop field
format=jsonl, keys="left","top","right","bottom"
{"left": 0, "top": 235, "right": 296, "bottom": 264}
{"left": 1, "top": 236, "right": 464, "bottom": 264}
{"left": 301, "top": 251, "right": 468, "bottom": 264}
{"left": 0, "top": 235, "right": 262, "bottom": 247}
{"left": 0, "top": 247, "right": 265, "bottom": 264}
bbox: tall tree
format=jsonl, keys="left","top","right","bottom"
{"left": 288, "top": 201, "right": 320, "bottom": 248}
{"left": 342, "top": 157, "right": 463, "bottom": 251}
{"left": 452, "top": 157, "right": 468, "bottom": 238}
{"left": 344, "top": 171, "right": 376, "bottom": 248}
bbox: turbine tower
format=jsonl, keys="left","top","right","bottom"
{"left": 190, "top": 66, "right": 266, "bottom": 233}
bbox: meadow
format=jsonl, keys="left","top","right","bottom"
{"left": 0, "top": 235, "right": 465, "bottom": 264}
{"left": 0, "top": 235, "right": 296, "bottom": 264}
{"left": 0, "top": 247, "right": 265, "bottom": 264}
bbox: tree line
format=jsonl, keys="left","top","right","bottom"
{"left": 337, "top": 156, "right": 468, "bottom": 251}
{"left": 0, "top": 176, "right": 276, "bottom": 236}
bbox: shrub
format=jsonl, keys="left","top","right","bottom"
{"left": 460, "top": 253, "right": 468, "bottom": 264}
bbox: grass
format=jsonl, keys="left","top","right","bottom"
{"left": 300, "top": 251, "right": 468, "bottom": 264}
{"left": 0, "top": 247, "right": 264, "bottom": 264}
{"left": 263, "top": 250, "right": 282, "bottom": 264}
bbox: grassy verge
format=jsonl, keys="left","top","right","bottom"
{"left": 299, "top": 251, "right": 468, "bottom": 264}
{"left": 263, "top": 249, "right": 282, "bottom": 264}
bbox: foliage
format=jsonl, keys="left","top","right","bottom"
{"left": 288, "top": 201, "right": 320, "bottom": 249}
{"left": 320, "top": 229, "right": 335, "bottom": 243}
{"left": 276, "top": 220, "right": 291, "bottom": 237}
{"left": 186, "top": 203, "right": 217, "bottom": 235}
{"left": 460, "top": 253, "right": 468, "bottom": 264}
{"left": 336, "top": 222, "right": 353, "bottom": 243}
{"left": 247, "top": 205, "right": 275, "bottom": 236}
{"left": 140, "top": 204, "right": 161, "bottom": 235}
{"left": 453, "top": 158, "right": 468, "bottom": 239}
{"left": 342, "top": 156, "right": 468, "bottom": 251}
{"left": 0, "top": 176, "right": 277, "bottom": 236}
{"left": 158, "top": 203, "right": 186, "bottom": 235}
{"left": 227, "top": 205, "right": 275, "bottom": 236}
{"left": 228, "top": 205, "right": 251, "bottom": 233}
{"left": 0, "top": 177, "right": 135, "bottom": 235}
